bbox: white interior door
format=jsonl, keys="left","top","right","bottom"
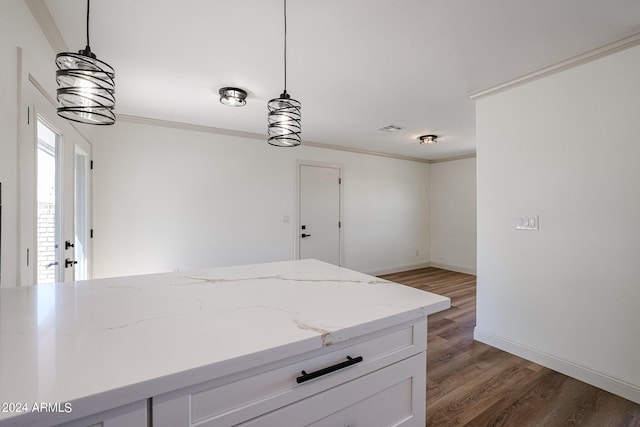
{"left": 19, "top": 78, "right": 92, "bottom": 285}
{"left": 298, "top": 164, "right": 342, "bottom": 265}
{"left": 73, "top": 138, "right": 92, "bottom": 281}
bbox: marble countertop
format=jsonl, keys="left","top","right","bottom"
{"left": 0, "top": 259, "right": 450, "bottom": 426}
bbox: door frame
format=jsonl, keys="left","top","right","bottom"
{"left": 294, "top": 160, "right": 344, "bottom": 265}
{"left": 18, "top": 64, "right": 94, "bottom": 285}
{"left": 73, "top": 137, "right": 93, "bottom": 280}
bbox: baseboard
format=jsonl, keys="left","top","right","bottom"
{"left": 474, "top": 328, "right": 640, "bottom": 404}
{"left": 429, "top": 261, "right": 476, "bottom": 275}
{"left": 364, "top": 262, "right": 432, "bottom": 277}
{"left": 365, "top": 261, "right": 477, "bottom": 277}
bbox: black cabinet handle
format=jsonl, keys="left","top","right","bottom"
{"left": 296, "top": 356, "right": 363, "bottom": 384}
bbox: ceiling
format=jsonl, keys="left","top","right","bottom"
{"left": 41, "top": 0, "right": 640, "bottom": 160}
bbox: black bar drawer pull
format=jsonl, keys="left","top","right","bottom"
{"left": 296, "top": 356, "right": 363, "bottom": 384}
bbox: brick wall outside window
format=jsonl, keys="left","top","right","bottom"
{"left": 37, "top": 202, "right": 56, "bottom": 284}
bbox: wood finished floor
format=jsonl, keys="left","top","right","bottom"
{"left": 380, "top": 267, "right": 640, "bottom": 427}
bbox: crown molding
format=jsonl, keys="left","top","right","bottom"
{"left": 116, "top": 114, "right": 443, "bottom": 164}
{"left": 469, "top": 32, "right": 640, "bottom": 100}
{"left": 29, "top": 0, "right": 469, "bottom": 165}
{"left": 429, "top": 153, "right": 476, "bottom": 164}
{"left": 303, "top": 140, "right": 432, "bottom": 164}
{"left": 117, "top": 113, "right": 266, "bottom": 141}
{"left": 24, "top": 0, "right": 68, "bottom": 53}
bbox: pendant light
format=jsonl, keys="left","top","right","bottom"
{"left": 55, "top": 0, "right": 115, "bottom": 125}
{"left": 267, "top": 0, "right": 301, "bottom": 147}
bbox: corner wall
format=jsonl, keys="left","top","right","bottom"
{"left": 0, "top": 1, "right": 62, "bottom": 287}
{"left": 475, "top": 44, "right": 640, "bottom": 402}
{"left": 92, "top": 120, "right": 431, "bottom": 278}
{"left": 429, "top": 157, "right": 476, "bottom": 274}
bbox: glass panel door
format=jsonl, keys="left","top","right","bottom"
{"left": 20, "top": 77, "right": 93, "bottom": 286}
{"left": 36, "top": 120, "right": 62, "bottom": 284}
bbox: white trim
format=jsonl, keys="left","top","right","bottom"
{"left": 118, "top": 113, "right": 266, "bottom": 141}
{"left": 24, "top": 0, "right": 68, "bottom": 53}
{"left": 474, "top": 328, "right": 640, "bottom": 404}
{"left": 469, "top": 32, "right": 640, "bottom": 100}
{"left": 364, "top": 262, "right": 432, "bottom": 277}
{"left": 303, "top": 140, "right": 431, "bottom": 164}
{"left": 118, "top": 114, "right": 434, "bottom": 164}
{"left": 429, "top": 153, "right": 476, "bottom": 164}
{"left": 429, "top": 261, "right": 476, "bottom": 275}
{"left": 28, "top": 74, "right": 94, "bottom": 148}
{"left": 28, "top": 73, "right": 55, "bottom": 107}
{"left": 16, "top": 47, "right": 25, "bottom": 287}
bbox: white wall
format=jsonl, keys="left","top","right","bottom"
{"left": 475, "top": 44, "right": 640, "bottom": 403}
{"left": 93, "top": 120, "right": 431, "bottom": 278}
{"left": 1, "top": 1, "right": 433, "bottom": 286}
{"left": 0, "top": 1, "right": 64, "bottom": 287}
{"left": 429, "top": 157, "right": 476, "bottom": 274}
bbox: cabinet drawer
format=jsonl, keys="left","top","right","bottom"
{"left": 153, "top": 319, "right": 427, "bottom": 427}
{"left": 55, "top": 400, "right": 148, "bottom": 427}
{"left": 240, "top": 352, "right": 426, "bottom": 427}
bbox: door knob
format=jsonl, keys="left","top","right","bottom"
{"left": 301, "top": 233, "right": 311, "bottom": 238}
{"left": 65, "top": 258, "right": 78, "bottom": 268}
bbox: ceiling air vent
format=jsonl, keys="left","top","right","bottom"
{"left": 376, "top": 124, "right": 405, "bottom": 132}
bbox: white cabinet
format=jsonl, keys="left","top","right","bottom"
{"left": 240, "top": 352, "right": 426, "bottom": 427}
{"left": 153, "top": 319, "right": 428, "bottom": 427}
{"left": 1, "top": 259, "right": 449, "bottom": 427}
{"left": 54, "top": 400, "right": 147, "bottom": 427}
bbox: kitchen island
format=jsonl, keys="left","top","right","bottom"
{"left": 0, "top": 259, "right": 450, "bottom": 427}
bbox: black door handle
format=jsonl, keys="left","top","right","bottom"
{"left": 301, "top": 233, "right": 311, "bottom": 238}
{"left": 65, "top": 258, "right": 78, "bottom": 268}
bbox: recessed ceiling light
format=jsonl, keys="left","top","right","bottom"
{"left": 219, "top": 87, "right": 247, "bottom": 107}
{"left": 376, "top": 124, "right": 405, "bottom": 132}
{"left": 418, "top": 134, "right": 438, "bottom": 145}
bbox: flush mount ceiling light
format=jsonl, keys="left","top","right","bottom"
{"left": 418, "top": 134, "right": 438, "bottom": 145}
{"left": 219, "top": 87, "right": 247, "bottom": 107}
{"left": 267, "top": 0, "right": 301, "bottom": 147}
{"left": 55, "top": 0, "right": 115, "bottom": 125}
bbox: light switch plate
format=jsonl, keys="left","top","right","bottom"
{"left": 517, "top": 215, "right": 539, "bottom": 230}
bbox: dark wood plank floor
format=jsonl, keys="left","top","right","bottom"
{"left": 380, "top": 267, "right": 640, "bottom": 427}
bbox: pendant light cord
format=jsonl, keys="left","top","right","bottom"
{"left": 283, "top": 0, "right": 287, "bottom": 93}
{"left": 86, "top": 0, "right": 91, "bottom": 48}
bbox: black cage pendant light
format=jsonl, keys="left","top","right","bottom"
{"left": 55, "top": 0, "right": 115, "bottom": 125}
{"left": 267, "top": 0, "right": 301, "bottom": 147}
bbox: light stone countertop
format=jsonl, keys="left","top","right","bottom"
{"left": 0, "top": 259, "right": 450, "bottom": 426}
